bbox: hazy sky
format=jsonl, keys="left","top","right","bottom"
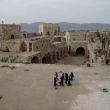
{"left": 0, "top": 0, "right": 110, "bottom": 24}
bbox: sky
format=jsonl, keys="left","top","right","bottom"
{"left": 0, "top": 0, "right": 110, "bottom": 24}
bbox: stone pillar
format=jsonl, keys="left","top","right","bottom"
{"left": 27, "top": 43, "right": 29, "bottom": 52}
{"left": 38, "top": 54, "right": 42, "bottom": 63}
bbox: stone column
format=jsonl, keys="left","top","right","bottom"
{"left": 27, "top": 43, "right": 29, "bottom": 52}
{"left": 38, "top": 54, "right": 42, "bottom": 63}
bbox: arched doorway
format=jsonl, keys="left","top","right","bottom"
{"left": 10, "top": 35, "right": 15, "bottom": 39}
{"left": 20, "top": 42, "right": 27, "bottom": 52}
{"left": 31, "top": 56, "right": 39, "bottom": 64}
{"left": 76, "top": 47, "right": 85, "bottom": 56}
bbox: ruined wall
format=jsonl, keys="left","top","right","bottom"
{"left": 0, "top": 40, "right": 27, "bottom": 52}
{"left": 66, "top": 31, "right": 87, "bottom": 42}
{"left": 0, "top": 34, "right": 68, "bottom": 64}
{"left": 26, "top": 38, "right": 52, "bottom": 55}
{"left": 65, "top": 31, "right": 88, "bottom": 56}
{"left": 0, "top": 24, "right": 22, "bottom": 40}
{"left": 87, "top": 31, "right": 110, "bottom": 63}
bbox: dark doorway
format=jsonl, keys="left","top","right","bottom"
{"left": 47, "top": 31, "right": 50, "bottom": 35}
{"left": 31, "top": 56, "right": 39, "bottom": 64}
{"left": 29, "top": 43, "right": 32, "bottom": 52}
{"left": 53, "top": 54, "right": 56, "bottom": 62}
{"left": 57, "top": 52, "right": 60, "bottom": 60}
{"left": 23, "top": 34, "right": 26, "bottom": 38}
{"left": 11, "top": 35, "right": 15, "bottom": 39}
{"left": 42, "top": 56, "right": 47, "bottom": 64}
{"left": 76, "top": 47, "right": 85, "bottom": 56}
{"left": 5, "top": 47, "right": 9, "bottom": 52}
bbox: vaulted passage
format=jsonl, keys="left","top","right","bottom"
{"left": 42, "top": 55, "right": 52, "bottom": 64}
{"left": 31, "top": 56, "right": 39, "bottom": 64}
{"left": 76, "top": 47, "right": 85, "bottom": 56}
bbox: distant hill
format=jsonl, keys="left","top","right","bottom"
{"left": 20, "top": 22, "right": 110, "bottom": 33}
{"left": 20, "top": 22, "right": 43, "bottom": 33}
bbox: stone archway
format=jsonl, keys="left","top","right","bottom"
{"left": 31, "top": 56, "right": 39, "bottom": 64}
{"left": 20, "top": 42, "right": 27, "bottom": 52}
{"left": 76, "top": 47, "right": 85, "bottom": 56}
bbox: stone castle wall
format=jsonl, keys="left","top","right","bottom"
{"left": 0, "top": 24, "right": 22, "bottom": 40}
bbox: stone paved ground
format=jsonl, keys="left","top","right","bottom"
{"left": 0, "top": 64, "right": 110, "bottom": 110}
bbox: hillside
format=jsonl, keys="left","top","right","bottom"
{"left": 20, "top": 22, "right": 110, "bottom": 32}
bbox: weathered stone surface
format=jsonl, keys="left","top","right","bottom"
{"left": 0, "top": 64, "right": 110, "bottom": 110}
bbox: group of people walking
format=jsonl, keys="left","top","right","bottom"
{"left": 54, "top": 71, "right": 74, "bottom": 87}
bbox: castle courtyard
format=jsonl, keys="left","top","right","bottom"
{"left": 0, "top": 64, "right": 110, "bottom": 110}
{"left": 0, "top": 0, "right": 110, "bottom": 110}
